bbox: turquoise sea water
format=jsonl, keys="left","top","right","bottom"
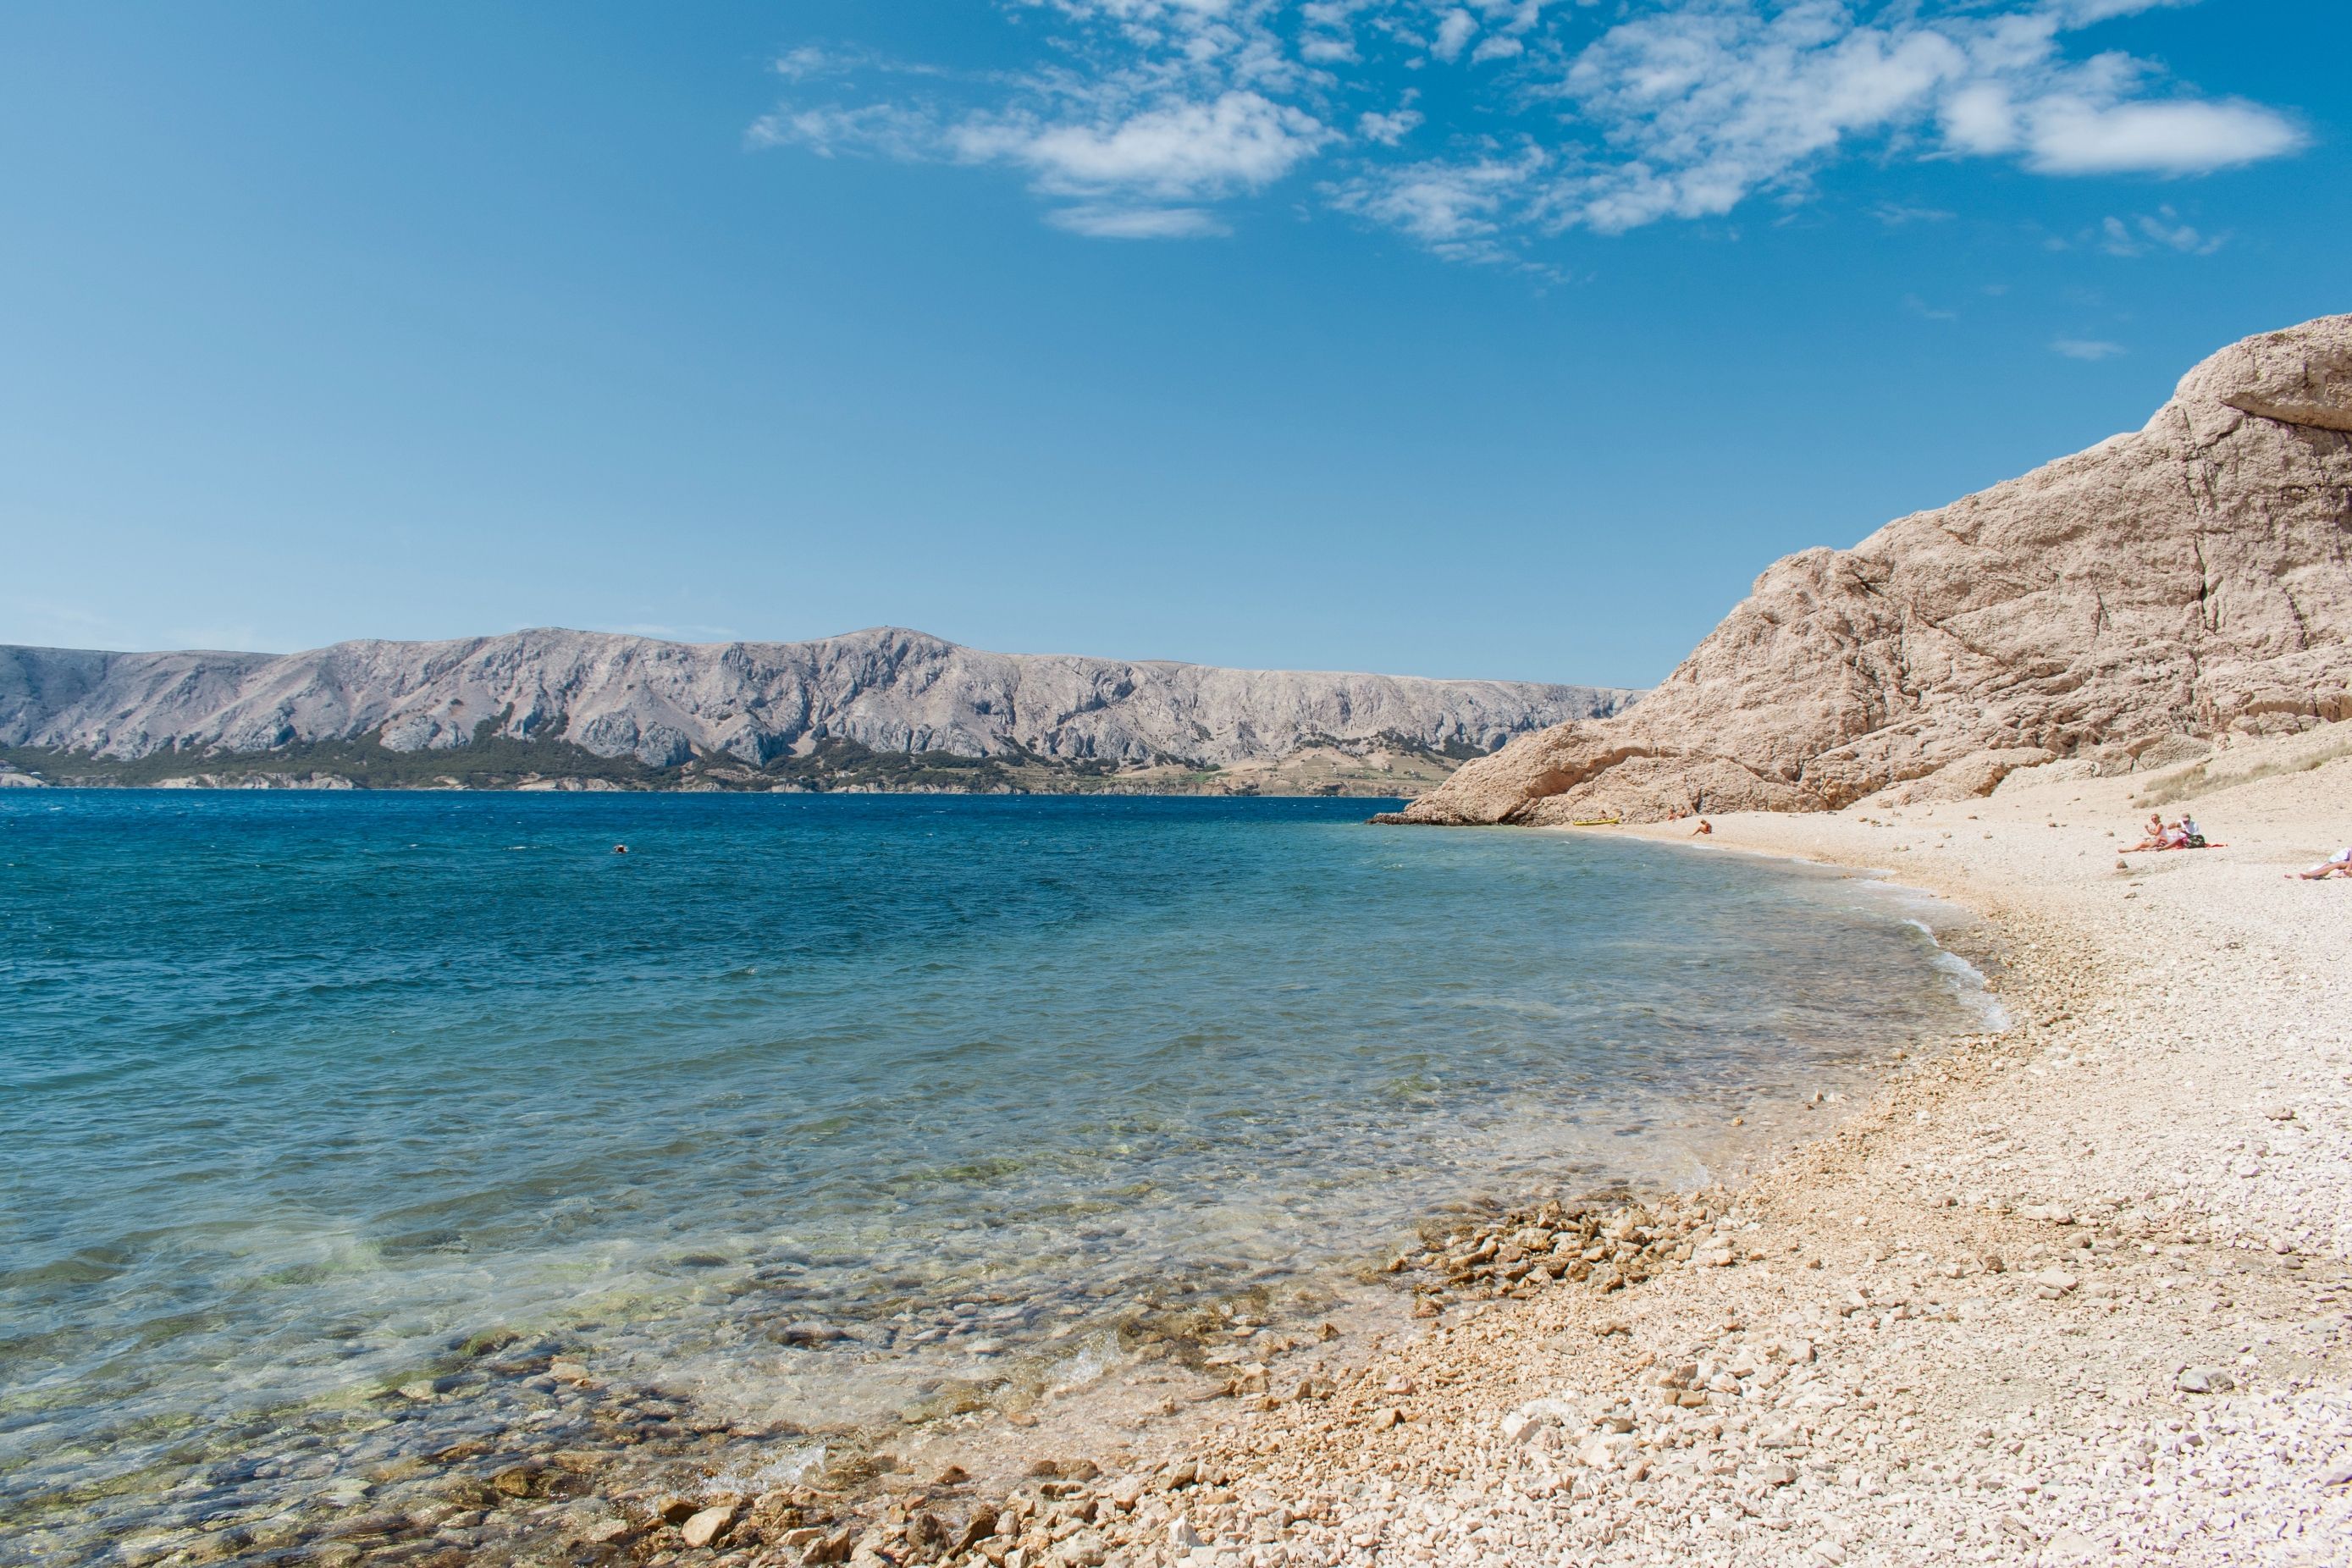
{"left": 0, "top": 791, "right": 1990, "bottom": 1554}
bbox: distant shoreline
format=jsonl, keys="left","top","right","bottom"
{"left": 0, "top": 763, "right": 1427, "bottom": 800}
{"left": 0, "top": 732, "right": 1477, "bottom": 798}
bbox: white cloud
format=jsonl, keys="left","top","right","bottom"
{"left": 1046, "top": 204, "right": 1231, "bottom": 237}
{"left": 750, "top": 1, "right": 2306, "bottom": 250}
{"left": 1433, "top": 9, "right": 1478, "bottom": 63}
{"left": 1538, "top": 2, "right": 2304, "bottom": 233}
{"left": 959, "top": 91, "right": 1331, "bottom": 197}
{"left": 774, "top": 46, "right": 836, "bottom": 81}
{"left": 2020, "top": 97, "right": 2304, "bottom": 174}
{"left": 1357, "top": 104, "right": 1424, "bottom": 146}
{"left": 2058, "top": 0, "right": 2196, "bottom": 22}
{"left": 2051, "top": 337, "right": 2127, "bottom": 359}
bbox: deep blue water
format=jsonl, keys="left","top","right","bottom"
{"left": 0, "top": 789, "right": 1988, "bottom": 1543}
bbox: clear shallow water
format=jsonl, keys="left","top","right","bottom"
{"left": 0, "top": 791, "right": 1989, "bottom": 1548}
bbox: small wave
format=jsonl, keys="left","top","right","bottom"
{"left": 1903, "top": 919, "right": 2011, "bottom": 1031}
{"left": 1046, "top": 1328, "right": 1125, "bottom": 1395}
{"left": 716, "top": 1441, "right": 827, "bottom": 1495}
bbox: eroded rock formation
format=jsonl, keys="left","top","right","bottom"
{"left": 0, "top": 627, "right": 1628, "bottom": 776}
{"left": 1394, "top": 314, "right": 2352, "bottom": 826}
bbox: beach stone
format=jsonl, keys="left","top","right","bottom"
{"left": 1052, "top": 1531, "right": 1107, "bottom": 1566}
{"left": 2175, "top": 1366, "right": 2236, "bottom": 1394}
{"left": 489, "top": 1466, "right": 540, "bottom": 1499}
{"left": 1499, "top": 1399, "right": 1573, "bottom": 1445}
{"left": 798, "top": 1527, "right": 853, "bottom": 1564}
{"left": 681, "top": 1504, "right": 737, "bottom": 1549}
{"left": 781, "top": 1322, "right": 849, "bottom": 1346}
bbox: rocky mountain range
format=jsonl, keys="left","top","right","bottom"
{"left": 0, "top": 627, "right": 1631, "bottom": 793}
{"left": 1389, "top": 313, "right": 2352, "bottom": 826}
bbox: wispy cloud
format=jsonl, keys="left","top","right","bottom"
{"left": 2095, "top": 205, "right": 2228, "bottom": 255}
{"left": 2051, "top": 336, "right": 2127, "bottom": 360}
{"left": 1323, "top": 143, "right": 1548, "bottom": 264}
{"left": 749, "top": 2, "right": 2305, "bottom": 257}
{"left": 1873, "top": 203, "right": 1957, "bottom": 227}
{"left": 1046, "top": 203, "right": 1230, "bottom": 237}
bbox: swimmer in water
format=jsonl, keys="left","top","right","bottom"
{"left": 613, "top": 844, "right": 629, "bottom": 855}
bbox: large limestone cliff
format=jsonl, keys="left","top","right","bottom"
{"left": 1394, "top": 314, "right": 2352, "bottom": 826}
{"left": 0, "top": 627, "right": 1628, "bottom": 781}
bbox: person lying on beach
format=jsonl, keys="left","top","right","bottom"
{"left": 2289, "top": 847, "right": 2352, "bottom": 880}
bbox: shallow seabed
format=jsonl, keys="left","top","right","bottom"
{"left": 0, "top": 792, "right": 1994, "bottom": 1561}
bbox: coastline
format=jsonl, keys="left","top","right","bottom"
{"left": 58, "top": 730, "right": 2352, "bottom": 1566}
{"left": 7, "top": 793, "right": 1962, "bottom": 1568}
{"left": 665, "top": 727, "right": 2349, "bottom": 1567}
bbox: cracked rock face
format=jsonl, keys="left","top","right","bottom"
{"left": 1399, "top": 314, "right": 2352, "bottom": 826}
{"left": 0, "top": 627, "right": 1630, "bottom": 772}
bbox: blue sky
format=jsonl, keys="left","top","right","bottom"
{"left": 1, "top": 1, "right": 2343, "bottom": 687}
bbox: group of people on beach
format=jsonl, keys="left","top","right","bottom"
{"left": 2125, "top": 811, "right": 2207, "bottom": 852}
{"left": 2109, "top": 808, "right": 2352, "bottom": 881}
{"left": 1657, "top": 803, "right": 2350, "bottom": 880}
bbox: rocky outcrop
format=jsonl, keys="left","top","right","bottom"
{"left": 0, "top": 627, "right": 1628, "bottom": 776}
{"left": 1394, "top": 315, "right": 2352, "bottom": 826}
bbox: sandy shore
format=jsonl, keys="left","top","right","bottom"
{"left": 617, "top": 723, "right": 2352, "bottom": 1568}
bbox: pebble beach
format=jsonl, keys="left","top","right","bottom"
{"left": 592, "top": 722, "right": 2352, "bottom": 1568}
{"left": 61, "top": 723, "right": 2352, "bottom": 1568}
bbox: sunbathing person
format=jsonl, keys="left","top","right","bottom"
{"left": 2289, "top": 847, "right": 2352, "bottom": 880}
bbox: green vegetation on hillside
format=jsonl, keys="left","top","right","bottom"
{"left": 0, "top": 726, "right": 1484, "bottom": 795}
